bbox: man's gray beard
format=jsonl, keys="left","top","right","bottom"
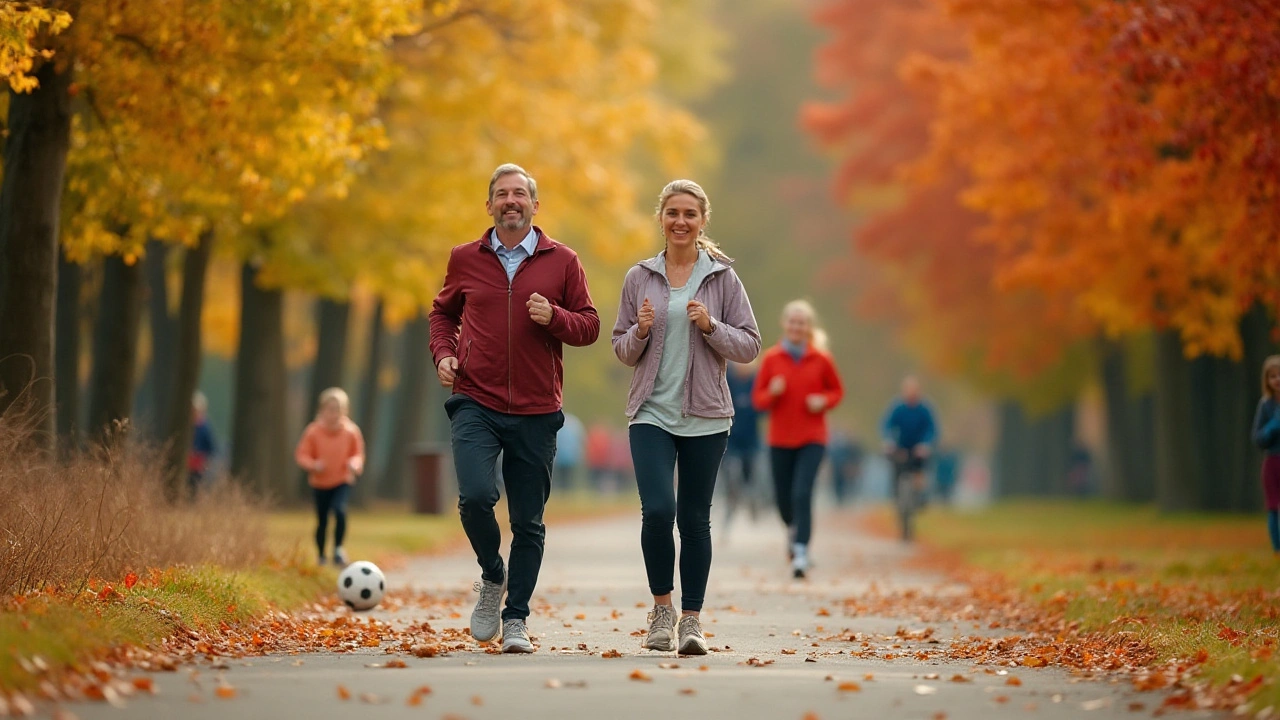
{"left": 499, "top": 216, "right": 530, "bottom": 231}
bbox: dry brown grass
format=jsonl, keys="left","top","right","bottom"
{"left": 0, "top": 412, "right": 270, "bottom": 596}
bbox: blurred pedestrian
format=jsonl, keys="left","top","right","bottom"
{"left": 586, "top": 423, "right": 614, "bottom": 491}
{"left": 294, "top": 387, "right": 365, "bottom": 567}
{"left": 827, "top": 427, "right": 863, "bottom": 505}
{"left": 752, "top": 300, "right": 845, "bottom": 579}
{"left": 1252, "top": 354, "right": 1280, "bottom": 554}
{"left": 932, "top": 447, "right": 960, "bottom": 505}
{"left": 187, "top": 390, "right": 218, "bottom": 499}
{"left": 430, "top": 163, "right": 601, "bottom": 652}
{"left": 723, "top": 360, "right": 762, "bottom": 528}
{"left": 555, "top": 412, "right": 585, "bottom": 491}
{"left": 613, "top": 179, "right": 761, "bottom": 655}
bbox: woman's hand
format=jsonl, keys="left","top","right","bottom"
{"left": 636, "top": 297, "right": 655, "bottom": 340}
{"left": 686, "top": 300, "right": 714, "bottom": 334}
{"left": 805, "top": 394, "right": 827, "bottom": 413}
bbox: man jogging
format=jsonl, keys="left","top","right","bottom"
{"left": 430, "top": 163, "right": 600, "bottom": 653}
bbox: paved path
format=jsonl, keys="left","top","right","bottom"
{"left": 75, "top": 507, "right": 1222, "bottom": 720}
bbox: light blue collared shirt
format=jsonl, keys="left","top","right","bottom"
{"left": 490, "top": 227, "right": 538, "bottom": 282}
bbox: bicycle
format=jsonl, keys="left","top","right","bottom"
{"left": 888, "top": 446, "right": 928, "bottom": 542}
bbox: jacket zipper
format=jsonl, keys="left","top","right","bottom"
{"left": 682, "top": 270, "right": 721, "bottom": 418}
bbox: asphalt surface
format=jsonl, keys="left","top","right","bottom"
{"left": 71, "top": 504, "right": 1223, "bottom": 720}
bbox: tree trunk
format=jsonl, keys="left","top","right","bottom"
{"left": 1190, "top": 353, "right": 1248, "bottom": 511}
{"left": 378, "top": 312, "right": 430, "bottom": 501}
{"left": 352, "top": 298, "right": 385, "bottom": 506}
{"left": 136, "top": 238, "right": 177, "bottom": 436}
{"left": 298, "top": 296, "right": 351, "bottom": 489}
{"left": 164, "top": 231, "right": 213, "bottom": 497}
{"left": 55, "top": 251, "right": 81, "bottom": 447}
{"left": 1033, "top": 404, "right": 1076, "bottom": 495}
{"left": 306, "top": 297, "right": 351, "bottom": 416}
{"left": 1154, "top": 330, "right": 1202, "bottom": 512}
{"left": 1240, "top": 304, "right": 1279, "bottom": 512}
{"left": 231, "top": 260, "right": 290, "bottom": 502}
{"left": 1098, "top": 338, "right": 1157, "bottom": 502}
{"left": 0, "top": 61, "right": 72, "bottom": 449}
{"left": 86, "top": 254, "right": 145, "bottom": 441}
{"left": 994, "top": 400, "right": 1032, "bottom": 497}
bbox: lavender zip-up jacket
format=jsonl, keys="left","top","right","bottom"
{"left": 612, "top": 252, "right": 761, "bottom": 419}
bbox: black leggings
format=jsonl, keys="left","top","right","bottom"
{"left": 629, "top": 424, "right": 728, "bottom": 612}
{"left": 771, "top": 444, "right": 826, "bottom": 546}
{"left": 314, "top": 483, "right": 351, "bottom": 556}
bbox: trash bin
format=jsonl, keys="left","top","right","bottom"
{"left": 411, "top": 443, "right": 448, "bottom": 514}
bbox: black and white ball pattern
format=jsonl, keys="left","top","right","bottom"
{"left": 337, "top": 560, "right": 386, "bottom": 611}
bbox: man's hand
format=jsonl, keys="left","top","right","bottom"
{"left": 348, "top": 457, "right": 364, "bottom": 476}
{"left": 805, "top": 393, "right": 827, "bottom": 413}
{"left": 686, "top": 300, "right": 713, "bottom": 334}
{"left": 768, "top": 376, "right": 786, "bottom": 397}
{"left": 636, "top": 297, "right": 655, "bottom": 339}
{"left": 914, "top": 444, "right": 932, "bottom": 460}
{"left": 311, "top": 460, "right": 326, "bottom": 473}
{"left": 527, "top": 292, "right": 553, "bottom": 326}
{"left": 437, "top": 356, "right": 459, "bottom": 387}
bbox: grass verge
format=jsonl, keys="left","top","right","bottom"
{"left": 895, "top": 501, "right": 1280, "bottom": 713}
{"left": 0, "top": 563, "right": 332, "bottom": 695}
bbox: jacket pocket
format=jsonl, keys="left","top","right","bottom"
{"left": 459, "top": 339, "right": 474, "bottom": 380}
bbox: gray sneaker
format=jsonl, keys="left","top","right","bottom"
{"left": 643, "top": 604, "right": 677, "bottom": 652}
{"left": 501, "top": 618, "right": 534, "bottom": 653}
{"left": 677, "top": 614, "right": 708, "bottom": 656}
{"left": 470, "top": 577, "right": 506, "bottom": 642}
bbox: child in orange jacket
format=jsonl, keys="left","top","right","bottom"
{"left": 752, "top": 300, "right": 844, "bottom": 578}
{"left": 295, "top": 387, "right": 365, "bottom": 566}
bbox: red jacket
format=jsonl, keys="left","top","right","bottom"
{"left": 752, "top": 344, "right": 844, "bottom": 448}
{"left": 429, "top": 227, "right": 599, "bottom": 415}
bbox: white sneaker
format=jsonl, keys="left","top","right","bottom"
{"left": 792, "top": 543, "right": 809, "bottom": 579}
{"left": 470, "top": 576, "right": 506, "bottom": 642}
{"left": 677, "top": 615, "right": 708, "bottom": 656}
{"left": 501, "top": 618, "right": 535, "bottom": 653}
{"left": 642, "top": 604, "right": 677, "bottom": 652}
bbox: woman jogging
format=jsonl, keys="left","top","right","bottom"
{"left": 752, "top": 300, "right": 844, "bottom": 579}
{"left": 612, "top": 179, "right": 761, "bottom": 655}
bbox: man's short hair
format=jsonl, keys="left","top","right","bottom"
{"left": 489, "top": 163, "right": 538, "bottom": 202}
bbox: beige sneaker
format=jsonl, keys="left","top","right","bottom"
{"left": 677, "top": 614, "right": 708, "bottom": 656}
{"left": 642, "top": 604, "right": 677, "bottom": 652}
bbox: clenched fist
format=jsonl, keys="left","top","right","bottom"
{"left": 636, "top": 297, "right": 655, "bottom": 339}
{"left": 437, "top": 356, "right": 459, "bottom": 387}
{"left": 527, "top": 292, "right": 553, "bottom": 325}
{"left": 686, "top": 300, "right": 713, "bottom": 334}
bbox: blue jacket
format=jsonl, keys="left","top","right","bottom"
{"left": 1253, "top": 397, "right": 1280, "bottom": 455}
{"left": 726, "top": 367, "right": 760, "bottom": 453}
{"left": 881, "top": 400, "right": 937, "bottom": 450}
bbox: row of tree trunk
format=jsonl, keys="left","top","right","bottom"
{"left": 997, "top": 308, "right": 1278, "bottom": 513}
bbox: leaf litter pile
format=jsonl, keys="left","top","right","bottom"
{"left": 0, "top": 587, "right": 472, "bottom": 715}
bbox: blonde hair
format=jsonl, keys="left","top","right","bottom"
{"left": 318, "top": 387, "right": 350, "bottom": 416}
{"left": 1263, "top": 355, "right": 1280, "bottom": 400}
{"left": 656, "top": 179, "right": 731, "bottom": 261}
{"left": 781, "top": 299, "right": 826, "bottom": 350}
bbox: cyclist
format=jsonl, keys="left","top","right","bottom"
{"left": 880, "top": 376, "right": 938, "bottom": 541}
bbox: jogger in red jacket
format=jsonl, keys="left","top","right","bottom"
{"left": 753, "top": 299, "right": 844, "bottom": 578}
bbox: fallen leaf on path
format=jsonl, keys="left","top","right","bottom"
{"left": 678, "top": 688, "right": 696, "bottom": 696}
{"left": 629, "top": 670, "right": 652, "bottom": 682}
{"left": 817, "top": 607, "right": 831, "bottom": 616}
{"left": 337, "top": 685, "right": 351, "bottom": 700}
{"left": 863, "top": 673, "right": 874, "bottom": 681}
{"left": 131, "top": 677, "right": 155, "bottom": 694}
{"left": 383, "top": 659, "right": 408, "bottom": 669}
{"left": 933, "top": 713, "right": 948, "bottom": 720}
{"left": 913, "top": 685, "right": 937, "bottom": 696}
{"left": 1021, "top": 656, "right": 1048, "bottom": 668}
{"left": 545, "top": 679, "right": 563, "bottom": 689}
{"left": 781, "top": 649, "right": 797, "bottom": 655}
{"left": 837, "top": 682, "right": 862, "bottom": 692}
{"left": 1080, "top": 698, "right": 1111, "bottom": 711}
{"left": 699, "top": 666, "right": 709, "bottom": 672}
{"left": 575, "top": 613, "right": 587, "bottom": 620}
{"left": 406, "top": 694, "right": 423, "bottom": 707}
{"left": 1127, "top": 702, "right": 1145, "bottom": 712}
{"left": 471, "top": 695, "right": 483, "bottom": 705}
{"left": 803, "top": 714, "right": 820, "bottom": 720}
{"left": 993, "top": 695, "right": 1009, "bottom": 704}
{"left": 658, "top": 663, "right": 680, "bottom": 669}
{"left": 214, "top": 685, "right": 237, "bottom": 700}
{"left": 949, "top": 674, "right": 971, "bottom": 683}
{"left": 923, "top": 673, "right": 940, "bottom": 680}
{"left": 359, "top": 693, "right": 385, "bottom": 704}
{"left": 1005, "top": 677, "right": 1022, "bottom": 687}
{"left": 602, "top": 649, "right": 622, "bottom": 658}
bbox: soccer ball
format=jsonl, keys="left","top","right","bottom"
{"left": 337, "top": 561, "right": 385, "bottom": 611}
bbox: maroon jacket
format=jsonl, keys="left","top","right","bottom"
{"left": 429, "top": 226, "right": 599, "bottom": 415}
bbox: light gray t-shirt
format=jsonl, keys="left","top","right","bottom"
{"left": 632, "top": 251, "right": 734, "bottom": 437}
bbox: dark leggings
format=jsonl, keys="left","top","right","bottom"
{"left": 770, "top": 444, "right": 826, "bottom": 546}
{"left": 314, "top": 484, "right": 351, "bottom": 557}
{"left": 630, "top": 424, "right": 728, "bottom": 613}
